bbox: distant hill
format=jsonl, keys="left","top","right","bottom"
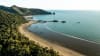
{"left": 0, "top": 5, "right": 18, "bottom": 14}
{"left": 0, "top": 10, "right": 59, "bottom": 56}
{"left": 0, "top": 5, "right": 51, "bottom": 15}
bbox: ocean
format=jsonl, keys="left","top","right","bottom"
{"left": 29, "top": 10, "right": 100, "bottom": 44}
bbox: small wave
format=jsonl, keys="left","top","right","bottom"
{"left": 45, "top": 25, "right": 100, "bottom": 45}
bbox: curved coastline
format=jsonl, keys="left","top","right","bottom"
{"left": 18, "top": 21, "right": 84, "bottom": 56}
{"left": 28, "top": 22, "right": 100, "bottom": 56}
{"left": 45, "top": 25, "right": 100, "bottom": 45}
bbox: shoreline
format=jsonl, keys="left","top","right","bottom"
{"left": 28, "top": 21, "right": 100, "bottom": 56}
{"left": 45, "top": 26, "right": 100, "bottom": 45}
{"left": 18, "top": 21, "right": 84, "bottom": 56}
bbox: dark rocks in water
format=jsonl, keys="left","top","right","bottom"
{"left": 61, "top": 21, "right": 66, "bottom": 23}
{"left": 47, "top": 20, "right": 58, "bottom": 22}
{"left": 52, "top": 12, "right": 55, "bottom": 15}
{"left": 52, "top": 20, "right": 59, "bottom": 22}
{"left": 42, "top": 21, "right": 47, "bottom": 23}
{"left": 37, "top": 20, "right": 42, "bottom": 22}
{"left": 37, "top": 20, "right": 47, "bottom": 23}
{"left": 37, "top": 20, "right": 67, "bottom": 23}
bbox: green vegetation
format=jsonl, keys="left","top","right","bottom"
{"left": 12, "top": 5, "right": 51, "bottom": 15}
{"left": 0, "top": 5, "right": 51, "bottom": 16}
{"left": 0, "top": 10, "right": 59, "bottom": 56}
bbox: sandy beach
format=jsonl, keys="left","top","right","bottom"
{"left": 18, "top": 21, "right": 84, "bottom": 56}
{"left": 28, "top": 22, "right": 100, "bottom": 56}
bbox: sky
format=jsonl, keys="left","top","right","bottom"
{"left": 0, "top": 0, "right": 100, "bottom": 10}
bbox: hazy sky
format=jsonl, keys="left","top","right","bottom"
{"left": 0, "top": 0, "right": 100, "bottom": 10}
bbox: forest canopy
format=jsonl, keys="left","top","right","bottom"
{"left": 0, "top": 10, "right": 59, "bottom": 56}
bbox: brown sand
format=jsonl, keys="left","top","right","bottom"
{"left": 18, "top": 21, "right": 85, "bottom": 56}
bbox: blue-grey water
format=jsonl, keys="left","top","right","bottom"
{"left": 31, "top": 10, "right": 100, "bottom": 44}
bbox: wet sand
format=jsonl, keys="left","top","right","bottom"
{"left": 28, "top": 22, "right": 100, "bottom": 56}
{"left": 18, "top": 21, "right": 84, "bottom": 56}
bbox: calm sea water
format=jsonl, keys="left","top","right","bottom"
{"left": 32, "top": 10, "right": 100, "bottom": 44}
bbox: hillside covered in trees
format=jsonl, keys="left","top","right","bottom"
{"left": 0, "top": 5, "right": 51, "bottom": 16}
{"left": 0, "top": 10, "right": 59, "bottom": 56}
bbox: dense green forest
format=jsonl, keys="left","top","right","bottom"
{"left": 0, "top": 10, "right": 59, "bottom": 56}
